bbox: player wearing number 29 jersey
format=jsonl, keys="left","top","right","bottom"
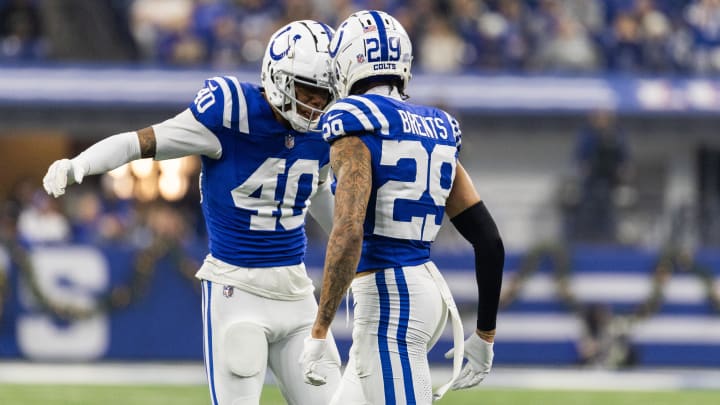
{"left": 302, "top": 10, "right": 505, "bottom": 405}
{"left": 43, "top": 20, "right": 342, "bottom": 405}
{"left": 319, "top": 82, "right": 464, "bottom": 405}
{"left": 322, "top": 93, "right": 461, "bottom": 272}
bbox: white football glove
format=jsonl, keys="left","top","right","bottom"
{"left": 299, "top": 336, "right": 340, "bottom": 386}
{"left": 43, "top": 158, "right": 87, "bottom": 198}
{"left": 444, "top": 332, "right": 494, "bottom": 390}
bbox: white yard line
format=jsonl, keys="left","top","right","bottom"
{"left": 1, "top": 362, "right": 719, "bottom": 390}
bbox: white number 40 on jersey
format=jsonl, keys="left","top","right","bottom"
{"left": 231, "top": 158, "right": 320, "bottom": 231}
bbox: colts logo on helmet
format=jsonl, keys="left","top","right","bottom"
{"left": 269, "top": 25, "right": 302, "bottom": 61}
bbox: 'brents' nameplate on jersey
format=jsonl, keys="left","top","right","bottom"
{"left": 320, "top": 94, "right": 461, "bottom": 272}
{"left": 397, "top": 110, "right": 450, "bottom": 140}
{"left": 189, "top": 76, "right": 330, "bottom": 268}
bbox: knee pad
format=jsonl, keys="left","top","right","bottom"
{"left": 222, "top": 323, "right": 268, "bottom": 378}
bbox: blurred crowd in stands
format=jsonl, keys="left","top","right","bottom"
{"left": 1, "top": 173, "right": 207, "bottom": 249}
{"left": 3, "top": 0, "right": 720, "bottom": 75}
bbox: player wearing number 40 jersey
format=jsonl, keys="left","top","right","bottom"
{"left": 43, "top": 20, "right": 341, "bottom": 405}
{"left": 299, "top": 10, "right": 506, "bottom": 405}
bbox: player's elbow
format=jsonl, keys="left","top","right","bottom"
{"left": 451, "top": 201, "right": 505, "bottom": 273}
{"left": 453, "top": 202, "right": 505, "bottom": 332}
{"left": 346, "top": 226, "right": 365, "bottom": 249}
{"left": 480, "top": 233, "right": 505, "bottom": 279}
{"left": 330, "top": 221, "right": 364, "bottom": 251}
{"left": 341, "top": 231, "right": 364, "bottom": 251}
{"left": 469, "top": 226, "right": 505, "bottom": 280}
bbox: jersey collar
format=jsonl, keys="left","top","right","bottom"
{"left": 364, "top": 85, "right": 402, "bottom": 100}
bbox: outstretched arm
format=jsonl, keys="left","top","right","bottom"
{"left": 311, "top": 135, "right": 372, "bottom": 339}
{"left": 43, "top": 109, "right": 221, "bottom": 198}
{"left": 43, "top": 129, "right": 148, "bottom": 197}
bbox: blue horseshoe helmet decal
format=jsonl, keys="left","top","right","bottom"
{"left": 270, "top": 26, "right": 302, "bottom": 61}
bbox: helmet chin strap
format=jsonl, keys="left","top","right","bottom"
{"left": 272, "top": 100, "right": 316, "bottom": 133}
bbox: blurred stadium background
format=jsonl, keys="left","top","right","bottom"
{"left": 1, "top": 0, "right": 720, "bottom": 400}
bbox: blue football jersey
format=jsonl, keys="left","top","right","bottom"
{"left": 189, "top": 76, "right": 329, "bottom": 267}
{"left": 321, "top": 94, "right": 462, "bottom": 272}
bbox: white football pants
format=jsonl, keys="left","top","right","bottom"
{"left": 331, "top": 262, "right": 451, "bottom": 405}
{"left": 201, "top": 280, "right": 341, "bottom": 405}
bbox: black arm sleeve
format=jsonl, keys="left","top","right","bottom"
{"left": 450, "top": 201, "right": 505, "bottom": 331}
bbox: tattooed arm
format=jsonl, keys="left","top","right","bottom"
{"left": 137, "top": 127, "right": 157, "bottom": 158}
{"left": 311, "top": 135, "right": 372, "bottom": 339}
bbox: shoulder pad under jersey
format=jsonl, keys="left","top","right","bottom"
{"left": 189, "top": 75, "right": 250, "bottom": 134}
{"left": 321, "top": 95, "right": 391, "bottom": 143}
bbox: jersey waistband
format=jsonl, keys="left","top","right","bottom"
{"left": 195, "top": 254, "right": 315, "bottom": 301}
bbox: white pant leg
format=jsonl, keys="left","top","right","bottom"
{"left": 201, "top": 280, "right": 341, "bottom": 405}
{"left": 268, "top": 297, "right": 342, "bottom": 405}
{"left": 329, "top": 354, "right": 368, "bottom": 405}
{"left": 202, "top": 280, "right": 267, "bottom": 405}
{"left": 332, "top": 265, "right": 447, "bottom": 405}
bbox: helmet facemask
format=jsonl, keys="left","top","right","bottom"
{"left": 271, "top": 69, "right": 333, "bottom": 133}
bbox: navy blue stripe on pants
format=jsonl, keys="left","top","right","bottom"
{"left": 376, "top": 270, "right": 396, "bottom": 404}
{"left": 203, "top": 281, "right": 219, "bottom": 405}
{"left": 395, "top": 267, "right": 416, "bottom": 404}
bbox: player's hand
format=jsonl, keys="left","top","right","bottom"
{"left": 444, "top": 332, "right": 494, "bottom": 390}
{"left": 299, "top": 336, "right": 338, "bottom": 386}
{"left": 43, "top": 159, "right": 86, "bottom": 198}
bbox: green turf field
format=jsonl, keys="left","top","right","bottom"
{"left": 0, "top": 384, "right": 719, "bottom": 405}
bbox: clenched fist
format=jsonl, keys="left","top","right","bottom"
{"left": 43, "top": 159, "right": 87, "bottom": 198}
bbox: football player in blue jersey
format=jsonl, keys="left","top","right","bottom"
{"left": 42, "top": 20, "right": 342, "bottom": 405}
{"left": 299, "top": 10, "right": 505, "bottom": 404}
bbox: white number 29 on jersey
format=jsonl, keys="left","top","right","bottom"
{"left": 375, "top": 140, "right": 457, "bottom": 241}
{"left": 231, "top": 158, "right": 319, "bottom": 231}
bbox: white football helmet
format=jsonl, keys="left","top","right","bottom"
{"left": 261, "top": 20, "right": 335, "bottom": 132}
{"left": 329, "top": 10, "right": 413, "bottom": 99}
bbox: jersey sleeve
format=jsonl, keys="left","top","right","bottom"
{"left": 444, "top": 111, "right": 462, "bottom": 151}
{"left": 189, "top": 76, "right": 250, "bottom": 134}
{"left": 321, "top": 95, "right": 390, "bottom": 143}
{"left": 152, "top": 109, "right": 222, "bottom": 160}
